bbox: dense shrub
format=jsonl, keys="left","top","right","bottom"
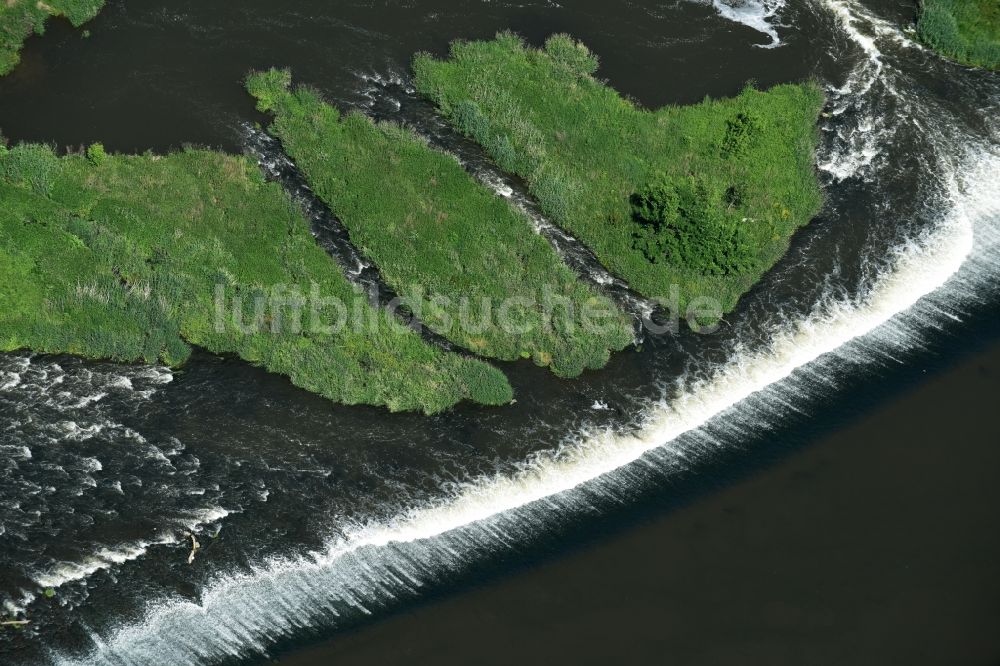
{"left": 451, "top": 100, "right": 491, "bottom": 138}
{"left": 631, "top": 175, "right": 754, "bottom": 276}
{"left": 0, "top": 142, "right": 61, "bottom": 194}
{"left": 721, "top": 110, "right": 764, "bottom": 158}
{"left": 246, "top": 67, "right": 293, "bottom": 112}
{"left": 86, "top": 142, "right": 107, "bottom": 166}
{"left": 543, "top": 34, "right": 600, "bottom": 77}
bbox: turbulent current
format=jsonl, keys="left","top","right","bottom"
{"left": 1, "top": 0, "right": 998, "bottom": 664}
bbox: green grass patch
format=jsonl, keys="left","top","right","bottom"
{"left": 917, "top": 0, "right": 1000, "bottom": 69}
{"left": 413, "top": 33, "right": 826, "bottom": 314}
{"left": 246, "top": 68, "right": 634, "bottom": 377}
{"left": 0, "top": 142, "right": 512, "bottom": 413}
{"left": 0, "top": 0, "right": 105, "bottom": 75}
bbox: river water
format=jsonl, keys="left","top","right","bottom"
{"left": 0, "top": 0, "right": 997, "bottom": 664}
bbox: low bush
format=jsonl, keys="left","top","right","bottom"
{"left": 86, "top": 142, "right": 107, "bottom": 166}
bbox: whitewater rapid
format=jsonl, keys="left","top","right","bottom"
{"left": 710, "top": 0, "right": 787, "bottom": 48}
{"left": 0, "top": 357, "right": 238, "bottom": 617}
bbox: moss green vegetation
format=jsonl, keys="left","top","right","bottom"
{"left": 0, "top": 143, "right": 513, "bottom": 413}
{"left": 246, "top": 68, "right": 634, "bottom": 378}
{"left": 413, "top": 33, "right": 825, "bottom": 314}
{"left": 917, "top": 0, "right": 1000, "bottom": 69}
{"left": 0, "top": 0, "right": 105, "bottom": 75}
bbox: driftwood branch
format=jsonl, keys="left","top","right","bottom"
{"left": 1, "top": 620, "right": 30, "bottom": 627}
{"left": 186, "top": 532, "right": 201, "bottom": 564}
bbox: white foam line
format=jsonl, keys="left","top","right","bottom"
{"left": 32, "top": 508, "right": 232, "bottom": 591}
{"left": 343, "top": 160, "right": 979, "bottom": 551}
{"left": 34, "top": 543, "right": 164, "bottom": 591}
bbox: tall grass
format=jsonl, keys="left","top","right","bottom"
{"left": 0, "top": 143, "right": 512, "bottom": 413}
{"left": 413, "top": 33, "right": 826, "bottom": 315}
{"left": 918, "top": 0, "right": 1000, "bottom": 69}
{"left": 0, "top": 0, "right": 105, "bottom": 75}
{"left": 247, "top": 68, "right": 634, "bottom": 378}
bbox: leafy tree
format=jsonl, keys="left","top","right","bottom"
{"left": 630, "top": 174, "right": 754, "bottom": 276}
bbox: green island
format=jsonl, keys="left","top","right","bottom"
{"left": 0, "top": 0, "right": 104, "bottom": 75}
{"left": 246, "top": 68, "right": 634, "bottom": 377}
{"left": 917, "top": 0, "right": 1000, "bottom": 69}
{"left": 413, "top": 33, "right": 825, "bottom": 314}
{"left": 0, "top": 144, "right": 512, "bottom": 413}
{"left": 0, "top": 35, "right": 829, "bottom": 413}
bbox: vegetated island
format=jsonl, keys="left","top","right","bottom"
{"left": 916, "top": 0, "right": 1000, "bottom": 69}
{"left": 0, "top": 35, "right": 828, "bottom": 414}
{"left": 0, "top": 0, "right": 105, "bottom": 75}
{"left": 0, "top": 143, "right": 511, "bottom": 413}
{"left": 246, "top": 68, "right": 634, "bottom": 377}
{"left": 414, "top": 33, "right": 825, "bottom": 314}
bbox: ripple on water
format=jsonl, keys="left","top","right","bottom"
{"left": 0, "top": 355, "right": 231, "bottom": 618}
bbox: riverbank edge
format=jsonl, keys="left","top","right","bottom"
{"left": 0, "top": 0, "right": 106, "bottom": 76}
{"left": 916, "top": 0, "right": 1000, "bottom": 70}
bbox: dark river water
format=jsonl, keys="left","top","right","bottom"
{"left": 0, "top": 1, "right": 998, "bottom": 664}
